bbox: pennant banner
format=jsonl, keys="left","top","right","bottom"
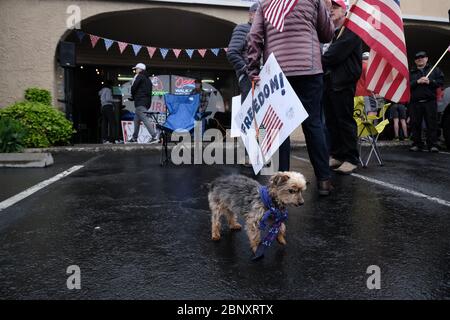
{"left": 76, "top": 30, "right": 85, "bottom": 42}
{"left": 211, "top": 48, "right": 220, "bottom": 56}
{"left": 198, "top": 49, "right": 207, "bottom": 58}
{"left": 185, "top": 49, "right": 194, "bottom": 59}
{"left": 104, "top": 38, "right": 114, "bottom": 51}
{"left": 90, "top": 35, "right": 100, "bottom": 48}
{"left": 147, "top": 47, "right": 157, "bottom": 58}
{"left": 160, "top": 48, "right": 169, "bottom": 59}
{"left": 77, "top": 31, "right": 227, "bottom": 59}
{"left": 118, "top": 42, "right": 128, "bottom": 54}
{"left": 132, "top": 44, "right": 142, "bottom": 56}
{"left": 173, "top": 49, "right": 182, "bottom": 58}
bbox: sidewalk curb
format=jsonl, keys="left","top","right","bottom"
{"left": 0, "top": 152, "right": 54, "bottom": 167}
{"left": 23, "top": 141, "right": 413, "bottom": 153}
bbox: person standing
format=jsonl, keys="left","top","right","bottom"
{"left": 190, "top": 79, "right": 210, "bottom": 119}
{"left": 128, "top": 63, "right": 158, "bottom": 144}
{"left": 409, "top": 51, "right": 444, "bottom": 153}
{"left": 98, "top": 80, "right": 117, "bottom": 144}
{"left": 391, "top": 103, "right": 409, "bottom": 141}
{"left": 322, "top": 0, "right": 362, "bottom": 174}
{"left": 227, "top": 3, "right": 259, "bottom": 103}
{"left": 247, "top": 0, "right": 334, "bottom": 196}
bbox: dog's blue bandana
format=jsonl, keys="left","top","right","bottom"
{"left": 253, "top": 186, "right": 288, "bottom": 260}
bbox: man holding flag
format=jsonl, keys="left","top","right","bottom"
{"left": 247, "top": 0, "right": 335, "bottom": 196}
{"left": 409, "top": 51, "right": 444, "bottom": 153}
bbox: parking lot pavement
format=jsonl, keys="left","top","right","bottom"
{"left": 0, "top": 147, "right": 449, "bottom": 299}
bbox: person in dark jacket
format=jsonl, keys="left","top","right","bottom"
{"left": 322, "top": 0, "right": 362, "bottom": 175}
{"left": 98, "top": 80, "right": 116, "bottom": 144}
{"left": 227, "top": 3, "right": 259, "bottom": 103}
{"left": 247, "top": 0, "right": 334, "bottom": 196}
{"left": 409, "top": 51, "right": 444, "bottom": 153}
{"left": 128, "top": 63, "right": 158, "bottom": 143}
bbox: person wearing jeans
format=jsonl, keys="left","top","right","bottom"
{"left": 247, "top": 0, "right": 334, "bottom": 196}
{"left": 128, "top": 63, "right": 158, "bottom": 144}
{"left": 98, "top": 80, "right": 117, "bottom": 144}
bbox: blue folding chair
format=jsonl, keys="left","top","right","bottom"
{"left": 158, "top": 94, "right": 200, "bottom": 165}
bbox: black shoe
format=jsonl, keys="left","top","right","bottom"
{"left": 128, "top": 138, "right": 138, "bottom": 143}
{"left": 318, "top": 180, "right": 333, "bottom": 197}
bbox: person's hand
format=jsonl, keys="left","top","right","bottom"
{"left": 250, "top": 75, "right": 261, "bottom": 84}
{"left": 417, "top": 77, "right": 430, "bottom": 85}
{"left": 323, "top": 0, "right": 332, "bottom": 10}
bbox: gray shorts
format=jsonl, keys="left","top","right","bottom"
{"left": 391, "top": 104, "right": 407, "bottom": 119}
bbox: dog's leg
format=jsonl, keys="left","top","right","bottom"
{"left": 246, "top": 219, "right": 261, "bottom": 253}
{"left": 209, "top": 201, "right": 223, "bottom": 241}
{"left": 277, "top": 223, "right": 287, "bottom": 245}
{"left": 225, "top": 209, "right": 242, "bottom": 231}
{"left": 210, "top": 200, "right": 222, "bottom": 241}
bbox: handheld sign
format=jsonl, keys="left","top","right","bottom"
{"left": 234, "top": 53, "right": 309, "bottom": 174}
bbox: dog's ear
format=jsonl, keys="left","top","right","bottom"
{"left": 270, "top": 172, "right": 290, "bottom": 186}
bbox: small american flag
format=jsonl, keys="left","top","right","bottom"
{"left": 259, "top": 105, "right": 284, "bottom": 155}
{"left": 263, "top": 0, "right": 299, "bottom": 32}
{"left": 344, "top": 0, "right": 410, "bottom": 103}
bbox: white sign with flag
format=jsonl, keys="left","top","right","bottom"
{"left": 234, "top": 53, "right": 308, "bottom": 174}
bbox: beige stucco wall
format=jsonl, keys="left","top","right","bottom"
{"left": 399, "top": 0, "right": 450, "bottom": 19}
{"left": 0, "top": 0, "right": 247, "bottom": 109}
{"left": 0, "top": 0, "right": 448, "bottom": 143}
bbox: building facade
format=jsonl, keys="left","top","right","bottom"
{"left": 0, "top": 0, "right": 449, "bottom": 142}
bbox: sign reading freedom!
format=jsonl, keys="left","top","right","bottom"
{"left": 234, "top": 53, "right": 309, "bottom": 174}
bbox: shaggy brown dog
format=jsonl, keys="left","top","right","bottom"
{"left": 208, "top": 172, "right": 307, "bottom": 253}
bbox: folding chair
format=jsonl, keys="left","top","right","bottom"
{"left": 354, "top": 97, "right": 391, "bottom": 167}
{"left": 158, "top": 94, "right": 200, "bottom": 166}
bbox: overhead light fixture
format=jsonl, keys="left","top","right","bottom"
{"left": 80, "top": 66, "right": 84, "bottom": 69}
{"left": 202, "top": 79, "right": 215, "bottom": 83}
{"left": 118, "top": 76, "right": 134, "bottom": 81}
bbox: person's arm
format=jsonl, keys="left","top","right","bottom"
{"left": 131, "top": 75, "right": 142, "bottom": 97}
{"left": 227, "top": 25, "right": 249, "bottom": 77}
{"left": 317, "top": 0, "right": 334, "bottom": 44}
{"left": 247, "top": 5, "right": 265, "bottom": 79}
{"left": 322, "top": 29, "right": 360, "bottom": 68}
{"left": 429, "top": 68, "right": 444, "bottom": 89}
{"left": 105, "top": 88, "right": 114, "bottom": 104}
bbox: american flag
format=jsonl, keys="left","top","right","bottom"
{"left": 263, "top": 0, "right": 299, "bottom": 32}
{"left": 344, "top": 0, "right": 410, "bottom": 103}
{"left": 259, "top": 105, "right": 284, "bottom": 155}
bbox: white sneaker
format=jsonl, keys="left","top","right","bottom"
{"left": 148, "top": 137, "right": 159, "bottom": 144}
{"left": 334, "top": 162, "right": 357, "bottom": 175}
{"left": 329, "top": 157, "right": 343, "bottom": 168}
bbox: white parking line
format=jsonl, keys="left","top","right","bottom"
{"left": 292, "top": 156, "right": 450, "bottom": 208}
{"left": 0, "top": 165, "right": 84, "bottom": 212}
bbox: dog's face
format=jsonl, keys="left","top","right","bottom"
{"left": 269, "top": 171, "right": 307, "bottom": 207}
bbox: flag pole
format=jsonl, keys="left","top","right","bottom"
{"left": 251, "top": 80, "right": 260, "bottom": 140}
{"left": 336, "top": 0, "right": 360, "bottom": 39}
{"left": 251, "top": 80, "right": 266, "bottom": 167}
{"left": 426, "top": 46, "right": 449, "bottom": 78}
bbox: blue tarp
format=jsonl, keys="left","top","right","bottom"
{"left": 163, "top": 94, "right": 199, "bottom": 132}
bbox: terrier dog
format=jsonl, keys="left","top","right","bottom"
{"left": 208, "top": 172, "right": 307, "bottom": 254}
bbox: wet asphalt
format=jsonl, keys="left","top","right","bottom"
{"left": 0, "top": 146, "right": 449, "bottom": 299}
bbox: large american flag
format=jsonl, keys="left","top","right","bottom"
{"left": 263, "top": 0, "right": 299, "bottom": 32}
{"left": 259, "top": 105, "right": 284, "bottom": 155}
{"left": 344, "top": 0, "right": 410, "bottom": 103}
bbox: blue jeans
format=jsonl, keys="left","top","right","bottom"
{"left": 279, "top": 74, "right": 331, "bottom": 181}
